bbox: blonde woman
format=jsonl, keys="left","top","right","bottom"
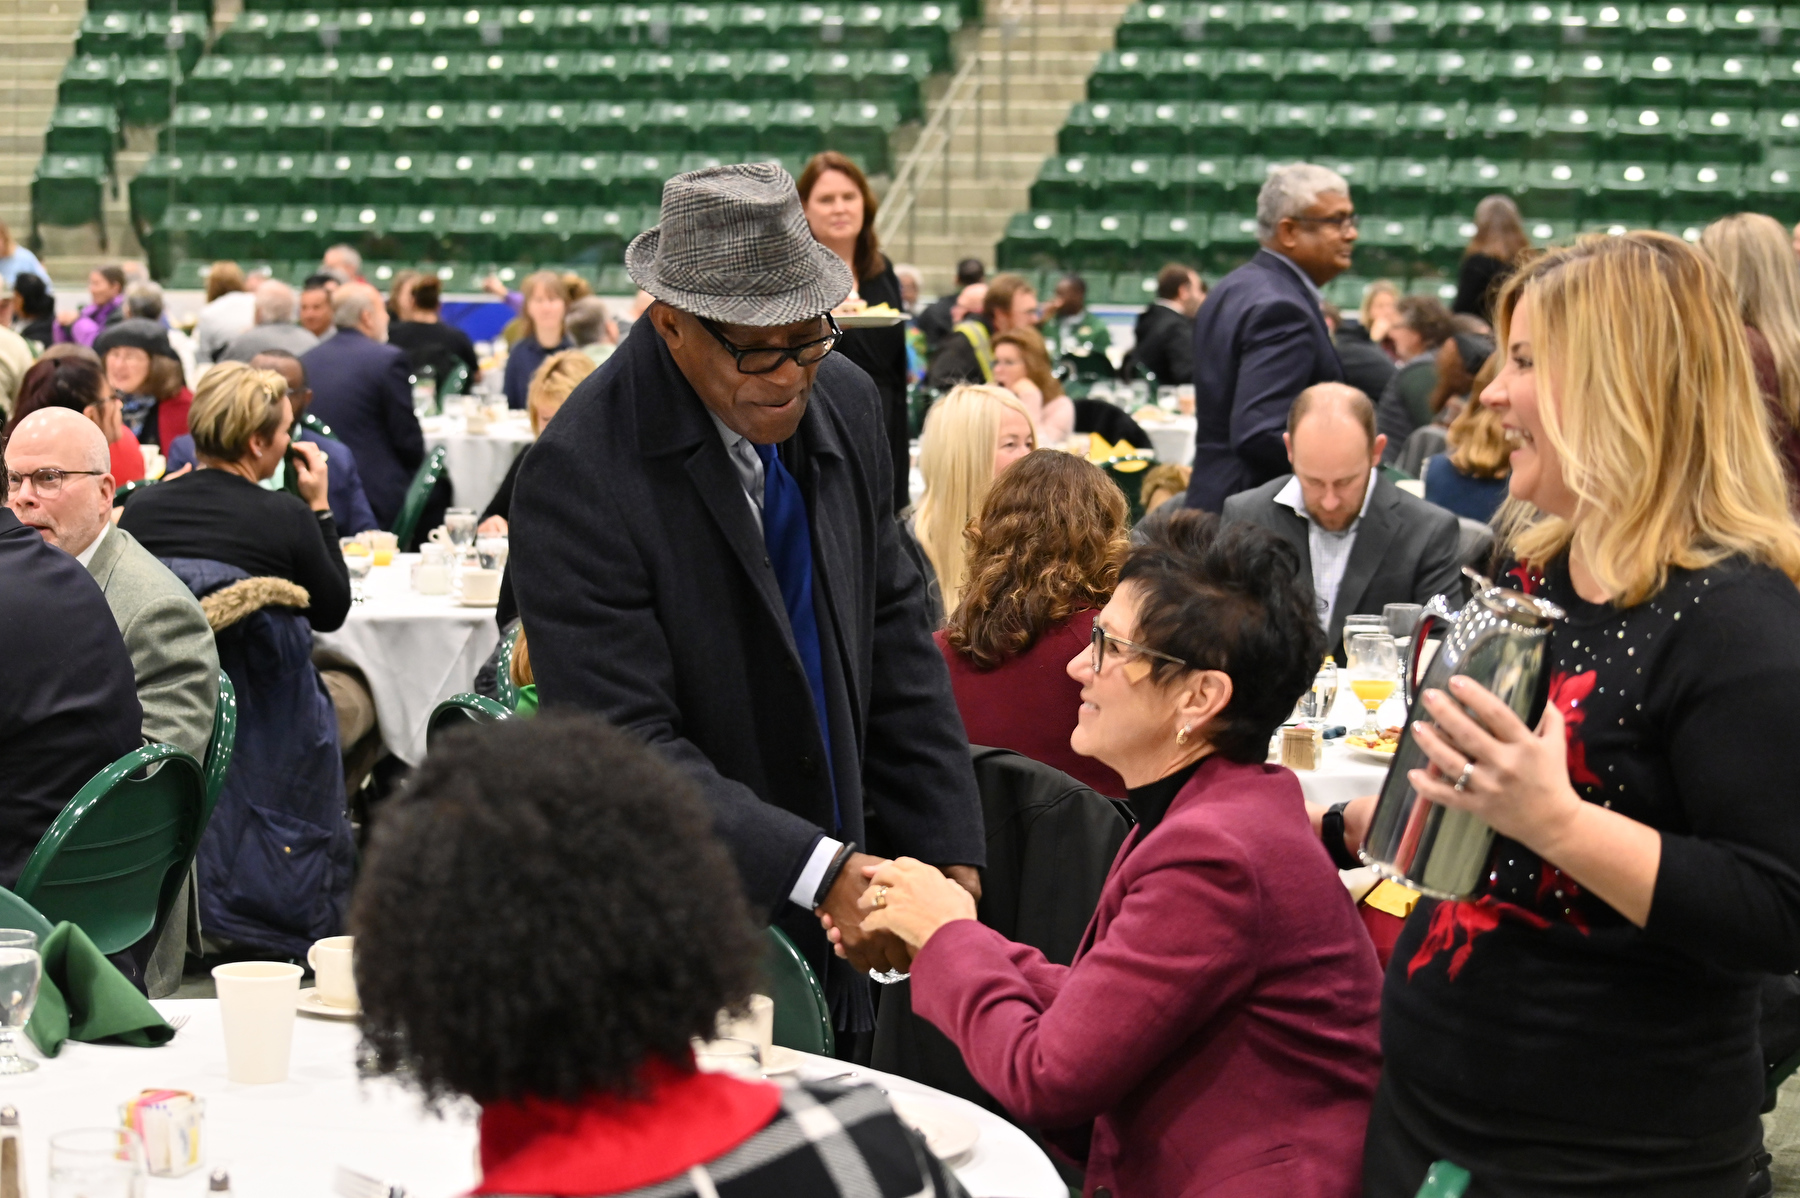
{"left": 1344, "top": 232, "right": 1800, "bottom": 1196}
{"left": 992, "top": 326, "right": 1076, "bottom": 445}
{"left": 1700, "top": 212, "right": 1800, "bottom": 501}
{"left": 1359, "top": 278, "right": 1402, "bottom": 358}
{"left": 478, "top": 349, "right": 596, "bottom": 535}
{"left": 502, "top": 271, "right": 573, "bottom": 411}
{"left": 909, "top": 383, "right": 1036, "bottom": 618}
{"left": 120, "top": 360, "right": 351, "bottom": 631}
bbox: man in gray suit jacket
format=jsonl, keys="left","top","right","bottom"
{"left": 1223, "top": 383, "right": 1464, "bottom": 654}
{"left": 5, "top": 409, "right": 218, "bottom": 759}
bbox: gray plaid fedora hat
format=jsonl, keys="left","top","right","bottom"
{"left": 625, "top": 162, "right": 853, "bottom": 326}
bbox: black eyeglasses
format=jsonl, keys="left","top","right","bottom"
{"left": 5, "top": 468, "right": 105, "bottom": 496}
{"left": 1290, "top": 212, "right": 1360, "bottom": 232}
{"left": 698, "top": 314, "right": 842, "bottom": 375}
{"left": 1090, "top": 620, "right": 1193, "bottom": 677}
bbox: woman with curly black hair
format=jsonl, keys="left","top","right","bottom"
{"left": 353, "top": 714, "right": 967, "bottom": 1198}
{"left": 828, "top": 511, "right": 1384, "bottom": 1198}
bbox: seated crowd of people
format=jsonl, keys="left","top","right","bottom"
{"left": 8, "top": 150, "right": 1800, "bottom": 1198}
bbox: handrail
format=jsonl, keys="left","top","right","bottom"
{"left": 875, "top": 50, "right": 983, "bottom": 253}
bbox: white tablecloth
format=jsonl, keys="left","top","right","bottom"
{"left": 3, "top": 999, "right": 1061, "bottom": 1198}
{"left": 312, "top": 553, "right": 500, "bottom": 766}
{"left": 1137, "top": 414, "right": 1196, "bottom": 467}
{"left": 420, "top": 413, "right": 534, "bottom": 514}
{"left": 1279, "top": 687, "right": 1403, "bottom": 808}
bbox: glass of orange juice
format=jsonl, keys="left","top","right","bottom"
{"left": 1345, "top": 631, "right": 1399, "bottom": 738}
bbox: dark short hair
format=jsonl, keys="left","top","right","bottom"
{"left": 249, "top": 348, "right": 306, "bottom": 386}
{"left": 13, "top": 273, "right": 52, "bottom": 318}
{"left": 1396, "top": 293, "right": 1456, "bottom": 349}
{"left": 983, "top": 273, "right": 1034, "bottom": 322}
{"left": 1058, "top": 273, "right": 1086, "bottom": 298}
{"left": 411, "top": 276, "right": 442, "bottom": 311}
{"left": 955, "top": 257, "right": 986, "bottom": 286}
{"left": 351, "top": 714, "right": 765, "bottom": 1106}
{"left": 301, "top": 274, "right": 336, "bottom": 294}
{"left": 1120, "top": 510, "right": 1324, "bottom": 763}
{"left": 2, "top": 357, "right": 106, "bottom": 449}
{"left": 1156, "top": 263, "right": 1195, "bottom": 300}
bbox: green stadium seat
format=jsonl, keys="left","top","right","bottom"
{"left": 458, "top": 101, "right": 526, "bottom": 152}
{"left": 1502, "top": 1, "right": 1566, "bottom": 46}
{"left": 1125, "top": 102, "right": 1194, "bottom": 155}
{"left": 1167, "top": 155, "right": 1237, "bottom": 208}
{"left": 329, "top": 204, "right": 389, "bottom": 256}
{"left": 1346, "top": 50, "right": 1417, "bottom": 98}
{"left": 235, "top": 152, "right": 300, "bottom": 209}
{"left": 1101, "top": 156, "right": 1172, "bottom": 212}
{"left": 162, "top": 101, "right": 221, "bottom": 151}
{"left": 1320, "top": 272, "right": 1370, "bottom": 308}
{"left": 273, "top": 101, "right": 334, "bottom": 151}
{"left": 1617, "top": 53, "right": 1690, "bottom": 105}
{"left": 445, "top": 206, "right": 515, "bottom": 262}
{"left": 764, "top": 100, "right": 828, "bottom": 157}
{"left": 1561, "top": 2, "right": 1641, "bottom": 47}
{"left": 1680, "top": 106, "right": 1756, "bottom": 161}
{"left": 1369, "top": 1, "right": 1439, "bottom": 45}
{"left": 1192, "top": 102, "right": 1259, "bottom": 155}
{"left": 1241, "top": 1, "right": 1307, "bottom": 46}
{"left": 1768, "top": 54, "right": 1800, "bottom": 104}
{"left": 1329, "top": 102, "right": 1401, "bottom": 150}
{"left": 806, "top": 50, "right": 862, "bottom": 105}
{"left": 45, "top": 105, "right": 120, "bottom": 167}
{"left": 1491, "top": 48, "right": 1554, "bottom": 99}
{"left": 510, "top": 206, "right": 581, "bottom": 259}
{"left": 1739, "top": 162, "right": 1791, "bottom": 215}
{"left": 147, "top": 204, "right": 216, "bottom": 278}
{"left": 422, "top": 152, "right": 489, "bottom": 204}
{"left": 190, "top": 150, "right": 254, "bottom": 204}
{"left": 1608, "top": 104, "right": 1679, "bottom": 158}
{"left": 598, "top": 262, "right": 636, "bottom": 294}
{"left": 735, "top": 49, "right": 797, "bottom": 100}
{"left": 1204, "top": 213, "right": 1263, "bottom": 274}
{"left": 1373, "top": 157, "right": 1448, "bottom": 214}
{"left": 1445, "top": 155, "right": 1522, "bottom": 210}
{"left": 365, "top": 150, "right": 428, "bottom": 202}
{"left": 1406, "top": 275, "right": 1457, "bottom": 304}
{"left": 266, "top": 204, "right": 328, "bottom": 260}
{"left": 1090, "top": 51, "right": 1160, "bottom": 103}
{"left": 272, "top": 10, "right": 348, "bottom": 56}
{"left": 681, "top": 51, "right": 740, "bottom": 101}
{"left": 997, "top": 211, "right": 1073, "bottom": 270}
{"left": 618, "top": 52, "right": 682, "bottom": 102}
{"left": 399, "top": 51, "right": 458, "bottom": 93}
{"left": 575, "top": 206, "right": 647, "bottom": 261}
{"left": 1690, "top": 53, "right": 1764, "bottom": 105}
{"left": 895, "top": 3, "right": 961, "bottom": 70}
{"left": 1518, "top": 158, "right": 1595, "bottom": 216}
{"left": 1535, "top": 103, "right": 1605, "bottom": 155}
{"left": 129, "top": 152, "right": 189, "bottom": 229}
{"left": 1549, "top": 49, "right": 1623, "bottom": 105}
{"left": 1257, "top": 102, "right": 1328, "bottom": 158}
{"left": 1138, "top": 212, "right": 1208, "bottom": 263}
{"left": 635, "top": 99, "right": 698, "bottom": 152}
{"left": 77, "top": 10, "right": 140, "bottom": 57}
{"left": 1106, "top": 271, "right": 1164, "bottom": 308}
{"left": 505, "top": 50, "right": 572, "bottom": 100}
{"left": 388, "top": 205, "right": 449, "bottom": 257}
{"left": 1059, "top": 103, "right": 1124, "bottom": 155}
{"left": 1464, "top": 101, "right": 1535, "bottom": 155}
{"left": 334, "top": 102, "right": 395, "bottom": 151}
{"left": 1355, "top": 215, "right": 1429, "bottom": 276}
{"left": 1214, "top": 49, "right": 1280, "bottom": 101}
{"left": 32, "top": 153, "right": 107, "bottom": 232}
{"left": 455, "top": 51, "right": 523, "bottom": 100}
{"left": 1763, "top": 108, "right": 1800, "bottom": 152}
{"left": 1639, "top": 1, "right": 1702, "bottom": 48}
{"left": 1706, "top": 3, "right": 1780, "bottom": 50}
{"left": 1317, "top": 155, "right": 1378, "bottom": 199}
{"left": 1397, "top": 101, "right": 1466, "bottom": 150}
{"left": 117, "top": 56, "right": 178, "bottom": 126}
{"left": 1592, "top": 159, "right": 1669, "bottom": 222}
{"left": 1417, "top": 50, "right": 1491, "bottom": 99}
{"left": 248, "top": 54, "right": 305, "bottom": 102}
{"left": 548, "top": 151, "right": 617, "bottom": 203}
{"left": 516, "top": 102, "right": 578, "bottom": 151}
{"left": 724, "top": 3, "right": 781, "bottom": 48}
{"left": 304, "top": 151, "right": 371, "bottom": 204}
{"left": 216, "top": 11, "right": 276, "bottom": 56}
{"left": 1281, "top": 50, "right": 1351, "bottom": 101}
{"left": 484, "top": 152, "right": 553, "bottom": 205}
{"left": 59, "top": 56, "right": 120, "bottom": 107}
{"left": 1523, "top": 215, "right": 1579, "bottom": 243}
{"left": 1425, "top": 215, "right": 1479, "bottom": 268}
{"left": 693, "top": 100, "right": 759, "bottom": 158}
{"left": 612, "top": 153, "right": 676, "bottom": 205}
{"left": 1435, "top": 0, "right": 1506, "bottom": 42}
{"left": 211, "top": 203, "right": 274, "bottom": 260}
{"left": 825, "top": 101, "right": 895, "bottom": 172}
{"left": 180, "top": 55, "right": 241, "bottom": 104}
{"left": 1305, "top": 1, "right": 1374, "bottom": 45}
{"left": 862, "top": 50, "right": 931, "bottom": 119}
{"left": 1115, "top": 2, "right": 1180, "bottom": 49}
{"left": 335, "top": 52, "right": 401, "bottom": 102}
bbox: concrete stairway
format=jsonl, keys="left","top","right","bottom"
{"left": 883, "top": 0, "right": 1129, "bottom": 296}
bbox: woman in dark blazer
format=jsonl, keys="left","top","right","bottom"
{"left": 799, "top": 152, "right": 911, "bottom": 513}
{"left": 828, "top": 510, "right": 1384, "bottom": 1198}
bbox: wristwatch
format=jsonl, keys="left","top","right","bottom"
{"left": 1320, "top": 802, "right": 1362, "bottom": 871}
{"left": 811, "top": 839, "right": 859, "bottom": 909}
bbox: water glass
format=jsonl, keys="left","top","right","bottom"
{"left": 48, "top": 1128, "right": 147, "bottom": 1198}
{"left": 1384, "top": 603, "right": 1425, "bottom": 640}
{"left": 445, "top": 508, "right": 478, "bottom": 551}
{"left": 0, "top": 930, "right": 41, "bottom": 1074}
{"left": 475, "top": 534, "right": 509, "bottom": 572}
{"left": 1345, "top": 632, "right": 1401, "bottom": 737}
{"left": 1343, "top": 614, "right": 1387, "bottom": 641}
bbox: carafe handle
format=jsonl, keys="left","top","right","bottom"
{"left": 1406, "top": 593, "right": 1457, "bottom": 710}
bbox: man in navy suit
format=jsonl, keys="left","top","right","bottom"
{"left": 164, "top": 350, "right": 379, "bottom": 534}
{"left": 1185, "top": 163, "right": 1357, "bottom": 512}
{"left": 300, "top": 283, "right": 424, "bottom": 529}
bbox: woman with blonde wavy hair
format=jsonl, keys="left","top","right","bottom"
{"left": 1343, "top": 231, "right": 1800, "bottom": 1197}
{"left": 1700, "top": 212, "right": 1800, "bottom": 502}
{"left": 935, "top": 450, "right": 1129, "bottom": 795}
{"left": 910, "top": 383, "right": 1036, "bottom": 619}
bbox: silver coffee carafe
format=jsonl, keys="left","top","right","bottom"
{"left": 1361, "top": 569, "right": 1566, "bottom": 899}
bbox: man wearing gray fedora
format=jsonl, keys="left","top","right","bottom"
{"left": 510, "top": 164, "right": 985, "bottom": 1041}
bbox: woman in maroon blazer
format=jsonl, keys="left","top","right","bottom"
{"left": 828, "top": 510, "right": 1384, "bottom": 1197}
{"left": 935, "top": 450, "right": 1130, "bottom": 797}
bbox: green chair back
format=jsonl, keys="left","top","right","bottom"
{"left": 0, "top": 890, "right": 55, "bottom": 943}
{"left": 425, "top": 692, "right": 513, "bottom": 752}
{"left": 494, "top": 622, "right": 521, "bottom": 709}
{"left": 112, "top": 477, "right": 156, "bottom": 508}
{"left": 1413, "top": 1161, "right": 1471, "bottom": 1198}
{"left": 14, "top": 743, "right": 207, "bottom": 955}
{"left": 299, "top": 412, "right": 335, "bottom": 440}
{"left": 389, "top": 444, "right": 448, "bottom": 549}
{"left": 764, "top": 925, "right": 833, "bottom": 1056}
{"left": 438, "top": 360, "right": 470, "bottom": 399}
{"left": 1102, "top": 453, "right": 1157, "bottom": 524}
{"left": 202, "top": 669, "right": 237, "bottom": 824}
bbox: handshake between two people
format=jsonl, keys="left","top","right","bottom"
{"left": 816, "top": 851, "right": 982, "bottom": 975}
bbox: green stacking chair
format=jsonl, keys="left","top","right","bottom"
{"left": 486, "top": 152, "right": 553, "bottom": 205}
{"left": 387, "top": 205, "right": 448, "bottom": 258}
{"left": 1355, "top": 216, "right": 1430, "bottom": 278}
{"left": 763, "top": 926, "right": 833, "bottom": 1055}
{"left": 1535, "top": 103, "right": 1605, "bottom": 156}
{"left": 1670, "top": 161, "right": 1746, "bottom": 219}
{"left": 162, "top": 102, "right": 221, "bottom": 152}
{"left": 1523, "top": 216, "right": 1579, "bottom": 245}
{"left": 16, "top": 744, "right": 206, "bottom": 956}
{"left": 1463, "top": 101, "right": 1534, "bottom": 156}
{"left": 1680, "top": 107, "right": 1756, "bottom": 163}
{"left": 45, "top": 105, "right": 120, "bottom": 166}
{"left": 59, "top": 56, "right": 120, "bottom": 108}
{"left": 743, "top": 49, "right": 803, "bottom": 102}
{"left": 574, "top": 206, "right": 645, "bottom": 262}
{"left": 567, "top": 51, "right": 628, "bottom": 98}
{"left": 1280, "top": 49, "right": 1352, "bottom": 102}
{"left": 394, "top": 101, "right": 457, "bottom": 153}
{"left": 423, "top": 152, "right": 489, "bottom": 205}
{"left": 1425, "top": 215, "right": 1479, "bottom": 269}
{"left": 0, "top": 890, "right": 55, "bottom": 944}
{"left": 274, "top": 101, "right": 335, "bottom": 152}
{"left": 611, "top": 153, "right": 673, "bottom": 206}
{"left": 1090, "top": 51, "right": 1156, "bottom": 103}
{"left": 1706, "top": 2, "right": 1778, "bottom": 50}
{"left": 130, "top": 153, "right": 189, "bottom": 230}
{"left": 1561, "top": 2, "right": 1639, "bottom": 47}
{"left": 1690, "top": 53, "right": 1763, "bottom": 106}
{"left": 996, "top": 211, "right": 1074, "bottom": 270}
{"left": 1373, "top": 157, "right": 1447, "bottom": 215}
{"left": 1639, "top": 1, "right": 1702, "bottom": 47}
{"left": 444, "top": 206, "right": 516, "bottom": 262}
{"left": 181, "top": 55, "right": 242, "bottom": 105}
{"left": 1240, "top": 0, "right": 1307, "bottom": 45}
{"left": 826, "top": 101, "right": 896, "bottom": 173}
{"left": 549, "top": 152, "right": 618, "bottom": 204}
{"left": 1549, "top": 49, "right": 1622, "bottom": 105}
{"left": 1031, "top": 155, "right": 1099, "bottom": 211}
{"left": 1518, "top": 159, "right": 1595, "bottom": 217}
{"left": 1191, "top": 102, "right": 1258, "bottom": 156}
{"left": 1213, "top": 49, "right": 1280, "bottom": 102}
{"left": 1344, "top": 50, "right": 1417, "bottom": 101}
{"left": 1167, "top": 154, "right": 1236, "bottom": 210}
{"left": 77, "top": 10, "right": 140, "bottom": 57}
{"left": 1591, "top": 159, "right": 1667, "bottom": 222}
{"left": 1394, "top": 101, "right": 1464, "bottom": 151}
{"left": 1101, "top": 156, "right": 1172, "bottom": 213}
{"left": 425, "top": 693, "right": 512, "bottom": 751}
{"left": 764, "top": 100, "right": 827, "bottom": 158}
{"left": 267, "top": 203, "right": 330, "bottom": 260}
{"left": 636, "top": 100, "right": 700, "bottom": 152}
{"left": 1138, "top": 212, "right": 1208, "bottom": 265}
{"left": 212, "top": 204, "right": 274, "bottom": 260}
{"left": 1491, "top": 47, "right": 1553, "bottom": 100}
{"left": 1328, "top": 103, "right": 1400, "bottom": 152}
{"left": 1256, "top": 102, "right": 1328, "bottom": 158}
{"left": 1070, "top": 212, "right": 1141, "bottom": 272}
{"left": 32, "top": 153, "right": 107, "bottom": 236}
{"left": 1418, "top": 49, "right": 1491, "bottom": 100}
{"left": 393, "top": 446, "right": 451, "bottom": 548}
{"left": 365, "top": 151, "right": 427, "bottom": 203}
{"left": 1205, "top": 212, "right": 1263, "bottom": 274}
{"left": 1608, "top": 104, "right": 1678, "bottom": 159}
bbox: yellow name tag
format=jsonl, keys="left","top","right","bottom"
{"left": 1365, "top": 879, "right": 1421, "bottom": 919}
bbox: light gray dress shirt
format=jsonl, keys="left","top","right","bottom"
{"left": 1274, "top": 468, "right": 1378, "bottom": 632}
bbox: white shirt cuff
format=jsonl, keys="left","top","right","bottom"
{"left": 789, "top": 836, "right": 845, "bottom": 910}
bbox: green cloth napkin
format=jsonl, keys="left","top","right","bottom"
{"left": 514, "top": 684, "right": 539, "bottom": 718}
{"left": 25, "top": 922, "right": 174, "bottom": 1057}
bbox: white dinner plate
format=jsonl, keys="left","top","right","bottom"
{"left": 1343, "top": 744, "right": 1399, "bottom": 766}
{"left": 889, "top": 1094, "right": 980, "bottom": 1164}
{"left": 835, "top": 312, "right": 908, "bottom": 328}
{"left": 297, "top": 988, "right": 359, "bottom": 1019}
{"left": 761, "top": 1045, "right": 803, "bottom": 1076}
{"left": 457, "top": 597, "right": 500, "bottom": 608}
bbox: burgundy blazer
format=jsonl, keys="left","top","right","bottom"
{"left": 911, "top": 755, "right": 1383, "bottom": 1198}
{"left": 935, "top": 612, "right": 1127, "bottom": 798}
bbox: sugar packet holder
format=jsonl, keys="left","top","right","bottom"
{"left": 121, "top": 1089, "right": 204, "bottom": 1177}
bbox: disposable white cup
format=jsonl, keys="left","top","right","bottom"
{"left": 212, "top": 962, "right": 303, "bottom": 1084}
{"left": 306, "top": 935, "right": 357, "bottom": 1009}
{"left": 717, "top": 994, "right": 774, "bottom": 1057}
{"left": 460, "top": 568, "right": 502, "bottom": 605}
{"left": 412, "top": 562, "right": 451, "bottom": 595}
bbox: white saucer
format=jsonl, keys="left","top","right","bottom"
{"left": 457, "top": 596, "right": 500, "bottom": 608}
{"left": 297, "top": 988, "right": 359, "bottom": 1019}
{"left": 761, "top": 1045, "right": 803, "bottom": 1076}
{"left": 888, "top": 1094, "right": 980, "bottom": 1164}
{"left": 1344, "top": 745, "right": 1399, "bottom": 766}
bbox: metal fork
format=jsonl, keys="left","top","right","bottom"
{"left": 166, "top": 1015, "right": 189, "bottom": 1032}
{"left": 334, "top": 1166, "right": 407, "bottom": 1198}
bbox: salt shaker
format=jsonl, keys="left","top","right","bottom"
{"left": 208, "top": 1167, "right": 232, "bottom": 1196}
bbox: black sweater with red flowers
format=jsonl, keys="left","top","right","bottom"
{"left": 1384, "top": 555, "right": 1800, "bottom": 1136}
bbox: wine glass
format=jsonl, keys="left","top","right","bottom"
{"left": 0, "top": 929, "right": 41, "bottom": 1074}
{"left": 48, "top": 1128, "right": 147, "bottom": 1198}
{"left": 1345, "top": 632, "right": 1400, "bottom": 738}
{"left": 445, "top": 508, "right": 479, "bottom": 555}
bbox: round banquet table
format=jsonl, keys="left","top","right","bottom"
{"left": 420, "top": 412, "right": 534, "bottom": 514}
{"left": 2, "top": 999, "right": 1064, "bottom": 1198}
{"left": 311, "top": 553, "right": 501, "bottom": 767}
{"left": 1276, "top": 685, "right": 1402, "bottom": 809}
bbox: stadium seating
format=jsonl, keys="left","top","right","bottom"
{"left": 1002, "top": 0, "right": 1800, "bottom": 285}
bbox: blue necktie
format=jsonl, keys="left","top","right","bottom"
{"left": 753, "top": 443, "right": 840, "bottom": 831}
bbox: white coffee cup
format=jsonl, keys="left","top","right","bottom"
{"left": 419, "top": 542, "right": 450, "bottom": 565}
{"left": 716, "top": 994, "right": 774, "bottom": 1058}
{"left": 460, "top": 567, "right": 502, "bottom": 605}
{"left": 306, "top": 935, "right": 357, "bottom": 1009}
{"left": 412, "top": 561, "right": 451, "bottom": 595}
{"left": 427, "top": 526, "right": 454, "bottom": 549}
{"left": 212, "top": 962, "right": 303, "bottom": 1084}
